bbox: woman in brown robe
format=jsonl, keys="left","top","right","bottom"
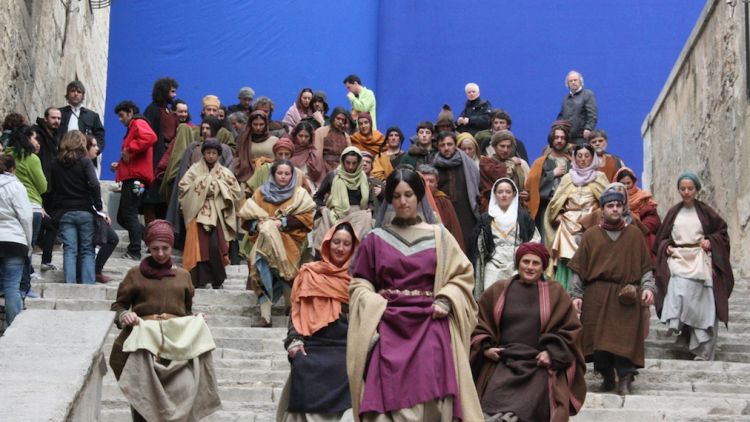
{"left": 314, "top": 107, "right": 351, "bottom": 182}
{"left": 109, "top": 220, "right": 208, "bottom": 422}
{"left": 653, "top": 172, "right": 733, "bottom": 361}
{"left": 471, "top": 242, "right": 586, "bottom": 422}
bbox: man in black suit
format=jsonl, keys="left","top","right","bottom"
{"left": 59, "top": 80, "right": 106, "bottom": 167}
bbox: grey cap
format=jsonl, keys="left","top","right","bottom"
{"left": 238, "top": 87, "right": 255, "bottom": 99}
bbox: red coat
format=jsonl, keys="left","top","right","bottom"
{"left": 116, "top": 117, "right": 157, "bottom": 185}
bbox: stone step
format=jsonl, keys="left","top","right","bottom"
{"left": 582, "top": 392, "right": 750, "bottom": 414}
{"left": 573, "top": 408, "right": 748, "bottom": 422}
{"left": 99, "top": 406, "right": 275, "bottom": 422}
{"left": 38, "top": 283, "right": 260, "bottom": 306}
{"left": 25, "top": 298, "right": 289, "bottom": 319}
{"left": 102, "top": 383, "right": 281, "bottom": 406}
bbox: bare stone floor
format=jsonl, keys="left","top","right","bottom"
{"left": 15, "top": 231, "right": 750, "bottom": 421}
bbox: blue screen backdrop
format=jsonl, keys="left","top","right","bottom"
{"left": 103, "top": 0, "right": 705, "bottom": 184}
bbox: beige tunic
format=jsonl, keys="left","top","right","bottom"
{"left": 668, "top": 207, "right": 712, "bottom": 283}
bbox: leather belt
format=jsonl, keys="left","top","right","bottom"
{"left": 378, "top": 289, "right": 434, "bottom": 297}
{"left": 141, "top": 313, "right": 178, "bottom": 321}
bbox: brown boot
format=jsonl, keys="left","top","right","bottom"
{"left": 599, "top": 370, "right": 616, "bottom": 392}
{"left": 617, "top": 373, "right": 633, "bottom": 395}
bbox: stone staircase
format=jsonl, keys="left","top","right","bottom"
{"left": 19, "top": 231, "right": 750, "bottom": 421}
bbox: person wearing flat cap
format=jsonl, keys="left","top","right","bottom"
{"left": 567, "top": 190, "right": 655, "bottom": 396}
{"left": 178, "top": 139, "right": 242, "bottom": 289}
{"left": 471, "top": 242, "right": 587, "bottom": 421}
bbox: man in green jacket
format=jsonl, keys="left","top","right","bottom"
{"left": 344, "top": 74, "right": 377, "bottom": 131}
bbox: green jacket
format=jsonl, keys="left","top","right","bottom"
{"left": 6, "top": 147, "right": 47, "bottom": 206}
{"left": 349, "top": 86, "right": 377, "bottom": 130}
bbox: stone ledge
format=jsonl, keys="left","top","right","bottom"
{"left": 0, "top": 309, "right": 113, "bottom": 421}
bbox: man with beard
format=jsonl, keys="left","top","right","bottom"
{"left": 160, "top": 95, "right": 234, "bottom": 201}
{"left": 164, "top": 116, "right": 234, "bottom": 250}
{"left": 589, "top": 129, "right": 625, "bottom": 181}
{"left": 456, "top": 82, "right": 492, "bottom": 136}
{"left": 417, "top": 164, "right": 464, "bottom": 251}
{"left": 58, "top": 81, "right": 105, "bottom": 169}
{"left": 401, "top": 121, "right": 437, "bottom": 168}
{"left": 32, "top": 107, "right": 61, "bottom": 180}
{"left": 478, "top": 130, "right": 529, "bottom": 213}
{"left": 142, "top": 77, "right": 180, "bottom": 223}
{"left": 568, "top": 190, "right": 654, "bottom": 396}
{"left": 525, "top": 120, "right": 573, "bottom": 237}
{"left": 432, "top": 131, "right": 480, "bottom": 254}
{"left": 33, "top": 107, "right": 62, "bottom": 275}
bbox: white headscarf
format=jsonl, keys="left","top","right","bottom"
{"left": 488, "top": 178, "right": 519, "bottom": 233}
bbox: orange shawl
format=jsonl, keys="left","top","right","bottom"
{"left": 350, "top": 129, "right": 384, "bottom": 157}
{"left": 290, "top": 223, "right": 360, "bottom": 337}
{"left": 525, "top": 152, "right": 570, "bottom": 219}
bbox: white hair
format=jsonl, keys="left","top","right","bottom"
{"left": 565, "top": 70, "right": 584, "bottom": 88}
{"left": 464, "top": 82, "right": 480, "bottom": 93}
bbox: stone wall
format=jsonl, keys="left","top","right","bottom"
{"left": 0, "top": 0, "right": 110, "bottom": 124}
{"left": 642, "top": 0, "right": 749, "bottom": 277}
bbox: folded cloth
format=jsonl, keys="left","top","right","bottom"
{"left": 123, "top": 315, "right": 216, "bottom": 361}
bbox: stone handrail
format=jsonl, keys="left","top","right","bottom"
{"left": 0, "top": 310, "right": 114, "bottom": 421}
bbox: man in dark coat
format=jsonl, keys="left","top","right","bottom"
{"left": 142, "top": 77, "right": 179, "bottom": 223}
{"left": 58, "top": 80, "right": 106, "bottom": 166}
{"left": 32, "top": 107, "right": 61, "bottom": 181}
{"left": 557, "top": 71, "right": 597, "bottom": 145}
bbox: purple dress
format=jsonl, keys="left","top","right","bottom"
{"left": 351, "top": 227, "right": 461, "bottom": 417}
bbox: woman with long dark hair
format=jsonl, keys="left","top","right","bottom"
{"left": 5, "top": 125, "right": 46, "bottom": 295}
{"left": 347, "top": 168, "right": 482, "bottom": 421}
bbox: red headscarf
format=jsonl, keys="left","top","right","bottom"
{"left": 514, "top": 242, "right": 550, "bottom": 270}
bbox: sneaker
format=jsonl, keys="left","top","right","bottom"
{"left": 30, "top": 272, "right": 43, "bottom": 280}
{"left": 40, "top": 263, "right": 58, "bottom": 272}
{"left": 95, "top": 273, "right": 111, "bottom": 284}
{"left": 121, "top": 252, "right": 141, "bottom": 260}
{"left": 23, "top": 289, "right": 40, "bottom": 299}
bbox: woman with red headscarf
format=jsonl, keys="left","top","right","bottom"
{"left": 277, "top": 222, "right": 359, "bottom": 421}
{"left": 471, "top": 242, "right": 586, "bottom": 422}
{"left": 110, "top": 220, "right": 219, "bottom": 422}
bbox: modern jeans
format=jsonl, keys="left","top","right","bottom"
{"left": 0, "top": 255, "right": 25, "bottom": 325}
{"left": 21, "top": 211, "right": 42, "bottom": 293}
{"left": 117, "top": 179, "right": 143, "bottom": 257}
{"left": 59, "top": 210, "right": 96, "bottom": 284}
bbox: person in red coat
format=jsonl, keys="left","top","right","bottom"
{"left": 112, "top": 100, "right": 157, "bottom": 260}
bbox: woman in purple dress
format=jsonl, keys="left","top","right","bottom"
{"left": 347, "top": 169, "right": 482, "bottom": 421}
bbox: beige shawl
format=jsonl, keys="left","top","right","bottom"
{"left": 178, "top": 159, "right": 242, "bottom": 241}
{"left": 346, "top": 225, "right": 482, "bottom": 421}
{"left": 238, "top": 187, "right": 316, "bottom": 282}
